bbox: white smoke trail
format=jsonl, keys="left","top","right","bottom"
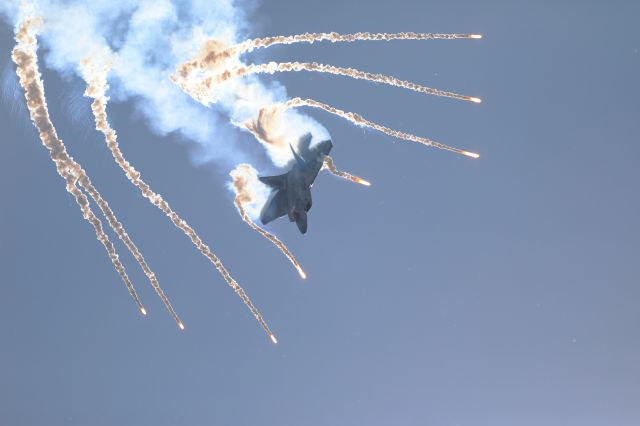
{"left": 11, "top": 15, "right": 147, "bottom": 315}
{"left": 229, "top": 164, "right": 306, "bottom": 279}
{"left": 174, "top": 32, "right": 481, "bottom": 86}
{"left": 283, "top": 97, "right": 480, "bottom": 158}
{"left": 234, "top": 32, "right": 482, "bottom": 54}
{"left": 323, "top": 156, "right": 371, "bottom": 187}
{"left": 82, "top": 58, "right": 184, "bottom": 328}
{"left": 81, "top": 59, "right": 276, "bottom": 339}
{"left": 178, "top": 61, "right": 481, "bottom": 106}
{"left": 234, "top": 62, "right": 481, "bottom": 103}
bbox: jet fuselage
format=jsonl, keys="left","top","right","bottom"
{"left": 259, "top": 133, "right": 332, "bottom": 234}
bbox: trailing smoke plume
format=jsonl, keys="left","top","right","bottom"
{"left": 243, "top": 62, "right": 480, "bottom": 103}
{"left": 82, "top": 59, "right": 276, "bottom": 338}
{"left": 82, "top": 58, "right": 184, "bottom": 327}
{"left": 11, "top": 15, "right": 147, "bottom": 315}
{"left": 229, "top": 164, "right": 306, "bottom": 279}
{"left": 233, "top": 32, "right": 482, "bottom": 54}
{"left": 175, "top": 31, "right": 481, "bottom": 88}
{"left": 178, "top": 61, "right": 480, "bottom": 108}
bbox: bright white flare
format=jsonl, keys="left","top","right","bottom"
{"left": 297, "top": 267, "right": 307, "bottom": 280}
{"left": 270, "top": 334, "right": 278, "bottom": 344}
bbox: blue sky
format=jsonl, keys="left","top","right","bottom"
{"left": 1, "top": 0, "right": 639, "bottom": 425}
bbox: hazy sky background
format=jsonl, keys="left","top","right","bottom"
{"left": 1, "top": 0, "right": 639, "bottom": 425}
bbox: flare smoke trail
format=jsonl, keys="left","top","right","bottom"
{"left": 11, "top": 16, "right": 146, "bottom": 315}
{"left": 82, "top": 59, "right": 183, "bottom": 328}
{"left": 284, "top": 97, "right": 480, "bottom": 158}
{"left": 245, "top": 98, "right": 480, "bottom": 158}
{"left": 323, "top": 156, "right": 371, "bottom": 187}
{"left": 172, "top": 32, "right": 482, "bottom": 103}
{"left": 82, "top": 61, "right": 275, "bottom": 339}
{"left": 234, "top": 32, "right": 482, "bottom": 53}
{"left": 230, "top": 164, "right": 306, "bottom": 279}
{"left": 236, "top": 62, "right": 481, "bottom": 103}
{"left": 180, "top": 61, "right": 480, "bottom": 106}
{"left": 177, "top": 32, "right": 481, "bottom": 79}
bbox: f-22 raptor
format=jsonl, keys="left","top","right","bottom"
{"left": 259, "top": 133, "right": 332, "bottom": 234}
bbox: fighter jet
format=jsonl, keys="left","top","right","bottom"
{"left": 259, "top": 133, "right": 332, "bottom": 234}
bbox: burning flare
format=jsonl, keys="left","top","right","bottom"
{"left": 11, "top": 15, "right": 148, "bottom": 315}
{"left": 323, "top": 156, "right": 371, "bottom": 186}
{"left": 230, "top": 164, "right": 306, "bottom": 279}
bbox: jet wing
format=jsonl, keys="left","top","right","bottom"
{"left": 259, "top": 189, "right": 288, "bottom": 225}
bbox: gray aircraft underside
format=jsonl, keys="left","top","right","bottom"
{"left": 259, "top": 133, "right": 333, "bottom": 234}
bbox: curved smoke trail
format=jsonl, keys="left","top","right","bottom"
{"left": 176, "top": 32, "right": 481, "bottom": 83}
{"left": 234, "top": 32, "right": 482, "bottom": 54}
{"left": 82, "top": 60, "right": 276, "bottom": 339}
{"left": 82, "top": 58, "right": 184, "bottom": 328}
{"left": 11, "top": 15, "right": 147, "bottom": 315}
